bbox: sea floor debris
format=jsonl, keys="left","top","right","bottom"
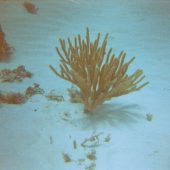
{"left": 0, "top": 25, "right": 14, "bottom": 62}
{"left": 0, "top": 83, "right": 44, "bottom": 104}
{"left": 0, "top": 92, "right": 26, "bottom": 104}
{"left": 0, "top": 65, "right": 32, "bottom": 82}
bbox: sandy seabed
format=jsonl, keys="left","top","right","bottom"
{"left": 0, "top": 0, "right": 170, "bottom": 170}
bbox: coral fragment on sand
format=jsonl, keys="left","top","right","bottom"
{"left": 23, "top": 1, "right": 38, "bottom": 14}
{"left": 85, "top": 163, "right": 96, "bottom": 170}
{"left": 62, "top": 153, "right": 72, "bottom": 163}
{"left": 0, "top": 92, "right": 26, "bottom": 104}
{"left": 0, "top": 84, "right": 44, "bottom": 105}
{"left": 49, "top": 28, "right": 149, "bottom": 113}
{"left": 25, "top": 83, "right": 44, "bottom": 98}
{"left": 104, "top": 134, "right": 111, "bottom": 142}
{"left": 81, "top": 132, "right": 102, "bottom": 148}
{"left": 86, "top": 150, "right": 96, "bottom": 161}
{"left": 0, "top": 65, "right": 32, "bottom": 82}
{"left": 73, "top": 140, "right": 77, "bottom": 149}
{"left": 46, "top": 90, "right": 64, "bottom": 102}
{"left": 146, "top": 113, "right": 153, "bottom": 122}
{"left": 0, "top": 25, "right": 14, "bottom": 62}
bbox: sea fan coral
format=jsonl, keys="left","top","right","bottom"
{"left": 49, "top": 28, "right": 149, "bottom": 113}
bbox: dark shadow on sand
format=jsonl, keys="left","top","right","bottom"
{"left": 71, "top": 102, "right": 145, "bottom": 129}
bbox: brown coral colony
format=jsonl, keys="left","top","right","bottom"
{"left": 49, "top": 28, "right": 149, "bottom": 113}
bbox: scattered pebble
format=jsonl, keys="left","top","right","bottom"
{"left": 73, "top": 140, "right": 77, "bottom": 149}
{"left": 87, "top": 150, "right": 96, "bottom": 161}
{"left": 23, "top": 1, "right": 38, "bottom": 14}
{"left": 146, "top": 113, "right": 153, "bottom": 122}
{"left": 62, "top": 153, "right": 72, "bottom": 163}
{"left": 104, "top": 134, "right": 111, "bottom": 142}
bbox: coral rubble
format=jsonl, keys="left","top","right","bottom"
{"left": 0, "top": 92, "right": 26, "bottom": 104}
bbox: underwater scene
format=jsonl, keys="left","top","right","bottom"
{"left": 0, "top": 0, "right": 170, "bottom": 169}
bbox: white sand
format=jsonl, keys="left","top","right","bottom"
{"left": 0, "top": 0, "right": 170, "bottom": 170}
